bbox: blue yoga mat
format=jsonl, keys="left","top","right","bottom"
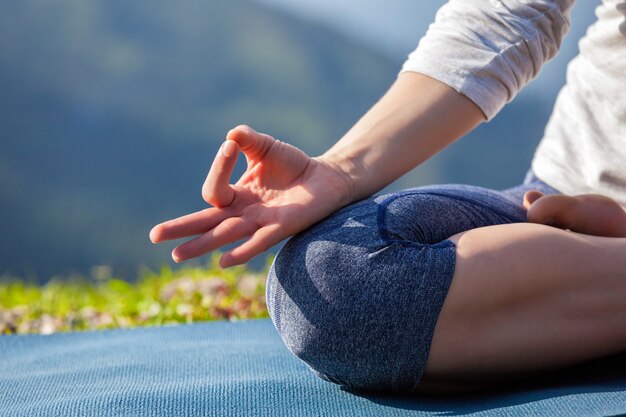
{"left": 1, "top": 319, "right": 624, "bottom": 416}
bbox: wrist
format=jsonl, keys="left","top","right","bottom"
{"left": 315, "top": 150, "right": 372, "bottom": 204}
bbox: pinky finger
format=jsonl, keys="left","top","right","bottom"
{"left": 220, "top": 224, "right": 284, "bottom": 268}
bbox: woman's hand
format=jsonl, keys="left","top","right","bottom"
{"left": 150, "top": 74, "right": 486, "bottom": 268}
{"left": 149, "top": 125, "right": 355, "bottom": 267}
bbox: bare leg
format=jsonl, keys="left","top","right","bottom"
{"left": 421, "top": 223, "right": 626, "bottom": 386}
{"left": 523, "top": 191, "right": 626, "bottom": 238}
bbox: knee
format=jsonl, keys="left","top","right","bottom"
{"left": 266, "top": 231, "right": 378, "bottom": 388}
{"left": 265, "top": 228, "right": 439, "bottom": 392}
{"left": 266, "top": 233, "right": 343, "bottom": 364}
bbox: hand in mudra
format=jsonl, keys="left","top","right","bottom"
{"left": 150, "top": 125, "right": 353, "bottom": 267}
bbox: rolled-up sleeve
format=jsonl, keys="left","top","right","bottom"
{"left": 401, "top": 0, "right": 574, "bottom": 120}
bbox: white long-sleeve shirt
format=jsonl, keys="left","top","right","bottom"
{"left": 401, "top": 0, "right": 626, "bottom": 208}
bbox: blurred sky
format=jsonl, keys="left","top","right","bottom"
{"left": 255, "top": 0, "right": 599, "bottom": 100}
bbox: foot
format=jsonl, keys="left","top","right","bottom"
{"left": 523, "top": 191, "right": 626, "bottom": 237}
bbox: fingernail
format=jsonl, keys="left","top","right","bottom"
{"left": 219, "top": 254, "right": 231, "bottom": 268}
{"left": 221, "top": 140, "right": 236, "bottom": 157}
{"left": 149, "top": 227, "right": 159, "bottom": 243}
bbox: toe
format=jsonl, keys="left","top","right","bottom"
{"left": 523, "top": 190, "right": 544, "bottom": 209}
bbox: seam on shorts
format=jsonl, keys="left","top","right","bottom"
{"left": 376, "top": 190, "right": 524, "bottom": 244}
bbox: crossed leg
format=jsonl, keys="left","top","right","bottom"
{"left": 267, "top": 182, "right": 626, "bottom": 393}
{"left": 422, "top": 222, "right": 626, "bottom": 389}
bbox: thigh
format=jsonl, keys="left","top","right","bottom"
{"left": 423, "top": 223, "right": 626, "bottom": 385}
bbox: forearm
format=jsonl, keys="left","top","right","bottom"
{"left": 318, "top": 0, "right": 573, "bottom": 203}
{"left": 318, "top": 72, "right": 484, "bottom": 202}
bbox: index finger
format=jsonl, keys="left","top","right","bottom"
{"left": 202, "top": 140, "right": 239, "bottom": 207}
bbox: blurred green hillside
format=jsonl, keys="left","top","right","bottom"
{"left": 0, "top": 0, "right": 552, "bottom": 281}
{"left": 0, "top": 255, "right": 270, "bottom": 334}
{"left": 0, "top": 0, "right": 397, "bottom": 280}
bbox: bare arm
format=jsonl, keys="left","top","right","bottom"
{"left": 321, "top": 0, "right": 575, "bottom": 197}
{"left": 319, "top": 72, "right": 484, "bottom": 203}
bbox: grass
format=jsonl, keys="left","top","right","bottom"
{"left": 0, "top": 255, "right": 271, "bottom": 335}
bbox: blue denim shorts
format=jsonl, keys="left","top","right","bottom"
{"left": 266, "top": 172, "right": 560, "bottom": 392}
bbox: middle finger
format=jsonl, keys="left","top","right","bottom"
{"left": 150, "top": 207, "right": 232, "bottom": 243}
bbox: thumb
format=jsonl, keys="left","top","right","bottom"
{"left": 202, "top": 140, "right": 239, "bottom": 207}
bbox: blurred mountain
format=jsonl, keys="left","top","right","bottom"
{"left": 1, "top": 0, "right": 554, "bottom": 281}
{"left": 0, "top": 0, "right": 398, "bottom": 280}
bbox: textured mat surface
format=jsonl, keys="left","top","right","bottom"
{"left": 0, "top": 319, "right": 624, "bottom": 416}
